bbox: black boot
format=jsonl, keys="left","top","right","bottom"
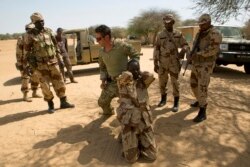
{"left": 172, "top": 96, "right": 179, "bottom": 112}
{"left": 190, "top": 101, "right": 199, "bottom": 107}
{"left": 157, "top": 94, "right": 167, "bottom": 107}
{"left": 193, "top": 106, "right": 207, "bottom": 123}
{"left": 48, "top": 100, "right": 55, "bottom": 113}
{"left": 60, "top": 96, "right": 75, "bottom": 109}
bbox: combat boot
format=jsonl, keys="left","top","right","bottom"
{"left": 172, "top": 96, "right": 179, "bottom": 112}
{"left": 32, "top": 90, "right": 42, "bottom": 98}
{"left": 70, "top": 77, "right": 78, "bottom": 83}
{"left": 157, "top": 94, "right": 167, "bottom": 107}
{"left": 23, "top": 92, "right": 32, "bottom": 102}
{"left": 60, "top": 96, "right": 75, "bottom": 109}
{"left": 190, "top": 101, "right": 199, "bottom": 107}
{"left": 193, "top": 106, "right": 207, "bottom": 123}
{"left": 47, "top": 100, "right": 55, "bottom": 113}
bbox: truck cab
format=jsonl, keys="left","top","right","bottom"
{"left": 178, "top": 26, "right": 250, "bottom": 74}
{"left": 62, "top": 28, "right": 142, "bottom": 66}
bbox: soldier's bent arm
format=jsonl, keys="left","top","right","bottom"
{"left": 153, "top": 36, "right": 160, "bottom": 66}
{"left": 197, "top": 31, "right": 222, "bottom": 58}
{"left": 124, "top": 43, "right": 140, "bottom": 61}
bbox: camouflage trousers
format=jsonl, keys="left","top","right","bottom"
{"left": 121, "top": 121, "right": 157, "bottom": 163}
{"left": 20, "top": 70, "right": 39, "bottom": 93}
{"left": 158, "top": 66, "right": 180, "bottom": 96}
{"left": 117, "top": 107, "right": 157, "bottom": 163}
{"left": 98, "top": 81, "right": 119, "bottom": 114}
{"left": 35, "top": 64, "right": 66, "bottom": 101}
{"left": 59, "top": 56, "right": 74, "bottom": 80}
{"left": 190, "top": 62, "right": 215, "bottom": 107}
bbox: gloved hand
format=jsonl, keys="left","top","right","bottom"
{"left": 154, "top": 65, "right": 159, "bottom": 73}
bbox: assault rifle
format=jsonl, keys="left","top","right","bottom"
{"left": 183, "top": 32, "right": 201, "bottom": 76}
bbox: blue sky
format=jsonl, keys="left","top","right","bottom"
{"left": 0, "top": 0, "right": 247, "bottom": 34}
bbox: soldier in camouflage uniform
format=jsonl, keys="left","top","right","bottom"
{"left": 16, "top": 23, "right": 42, "bottom": 102}
{"left": 117, "top": 60, "right": 157, "bottom": 163}
{"left": 25, "top": 12, "right": 74, "bottom": 113}
{"left": 56, "top": 27, "right": 78, "bottom": 83}
{"left": 153, "top": 14, "right": 190, "bottom": 112}
{"left": 95, "top": 25, "right": 140, "bottom": 115}
{"left": 188, "top": 14, "right": 222, "bottom": 122}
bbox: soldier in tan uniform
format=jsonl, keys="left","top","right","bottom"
{"left": 154, "top": 14, "right": 190, "bottom": 112}
{"left": 95, "top": 25, "right": 140, "bottom": 115}
{"left": 15, "top": 23, "right": 42, "bottom": 102}
{"left": 117, "top": 60, "right": 157, "bottom": 163}
{"left": 25, "top": 12, "right": 74, "bottom": 113}
{"left": 188, "top": 14, "right": 222, "bottom": 122}
{"left": 56, "top": 27, "right": 77, "bottom": 83}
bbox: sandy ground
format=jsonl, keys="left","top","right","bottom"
{"left": 0, "top": 40, "right": 249, "bottom": 167}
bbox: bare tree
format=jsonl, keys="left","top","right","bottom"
{"left": 192, "top": 0, "right": 250, "bottom": 23}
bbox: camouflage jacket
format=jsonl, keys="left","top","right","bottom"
{"left": 192, "top": 26, "right": 222, "bottom": 64}
{"left": 153, "top": 29, "right": 188, "bottom": 66}
{"left": 25, "top": 27, "right": 59, "bottom": 65}
{"left": 116, "top": 71, "right": 154, "bottom": 129}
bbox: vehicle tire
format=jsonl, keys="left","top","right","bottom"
{"left": 244, "top": 64, "right": 250, "bottom": 74}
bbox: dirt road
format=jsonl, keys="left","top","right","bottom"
{"left": 0, "top": 40, "right": 249, "bottom": 167}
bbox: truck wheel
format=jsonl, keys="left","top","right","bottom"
{"left": 244, "top": 64, "right": 250, "bottom": 74}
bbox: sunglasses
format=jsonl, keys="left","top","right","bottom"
{"left": 96, "top": 37, "right": 103, "bottom": 42}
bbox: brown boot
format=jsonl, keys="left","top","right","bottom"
{"left": 32, "top": 90, "right": 42, "bottom": 98}
{"left": 23, "top": 92, "right": 32, "bottom": 102}
{"left": 70, "top": 77, "right": 78, "bottom": 83}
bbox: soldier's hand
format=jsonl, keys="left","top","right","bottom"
{"left": 154, "top": 65, "right": 159, "bottom": 73}
{"left": 100, "top": 80, "right": 107, "bottom": 89}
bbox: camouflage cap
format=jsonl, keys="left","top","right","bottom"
{"left": 163, "top": 14, "right": 175, "bottom": 23}
{"left": 198, "top": 14, "right": 211, "bottom": 25}
{"left": 25, "top": 23, "right": 35, "bottom": 29}
{"left": 30, "top": 12, "right": 44, "bottom": 23}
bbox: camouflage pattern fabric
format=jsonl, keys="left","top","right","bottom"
{"left": 25, "top": 27, "right": 66, "bottom": 101}
{"left": 154, "top": 29, "right": 188, "bottom": 96}
{"left": 98, "top": 41, "right": 140, "bottom": 114}
{"left": 117, "top": 71, "right": 157, "bottom": 163}
{"left": 98, "top": 81, "right": 119, "bottom": 115}
{"left": 190, "top": 26, "right": 222, "bottom": 107}
{"left": 16, "top": 35, "right": 40, "bottom": 93}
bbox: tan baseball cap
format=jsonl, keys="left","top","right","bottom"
{"left": 30, "top": 12, "right": 44, "bottom": 23}
{"left": 163, "top": 14, "right": 175, "bottom": 23}
{"left": 198, "top": 14, "right": 211, "bottom": 25}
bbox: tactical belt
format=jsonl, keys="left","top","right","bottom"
{"left": 36, "top": 56, "right": 55, "bottom": 63}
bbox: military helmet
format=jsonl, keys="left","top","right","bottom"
{"left": 30, "top": 12, "right": 44, "bottom": 23}
{"left": 198, "top": 13, "right": 211, "bottom": 25}
{"left": 163, "top": 14, "right": 175, "bottom": 24}
{"left": 25, "top": 23, "right": 35, "bottom": 30}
